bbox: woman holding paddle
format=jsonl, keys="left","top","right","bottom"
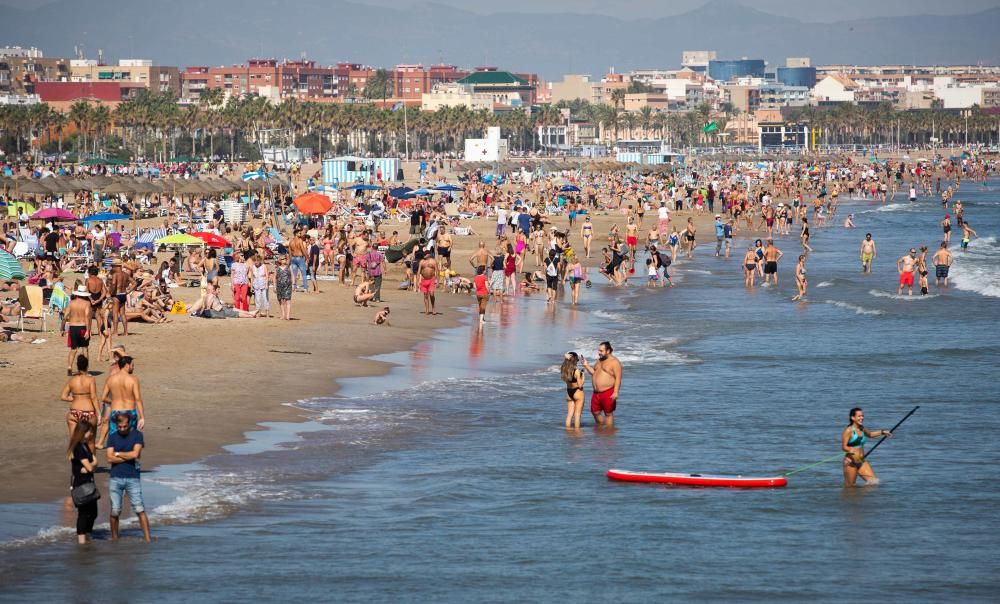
{"left": 842, "top": 407, "right": 891, "bottom": 486}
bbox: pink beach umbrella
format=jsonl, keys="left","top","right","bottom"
{"left": 28, "top": 207, "right": 77, "bottom": 221}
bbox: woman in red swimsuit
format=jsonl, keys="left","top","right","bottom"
{"left": 503, "top": 242, "right": 519, "bottom": 295}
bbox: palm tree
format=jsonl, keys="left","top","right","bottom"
{"left": 51, "top": 110, "right": 69, "bottom": 155}
{"left": 89, "top": 105, "right": 111, "bottom": 156}
{"left": 68, "top": 101, "right": 93, "bottom": 159}
{"left": 610, "top": 88, "right": 625, "bottom": 110}
{"left": 185, "top": 104, "right": 202, "bottom": 157}
{"left": 638, "top": 105, "right": 653, "bottom": 139}
{"left": 621, "top": 112, "right": 638, "bottom": 140}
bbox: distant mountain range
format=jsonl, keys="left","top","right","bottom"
{"left": 2, "top": 0, "right": 998, "bottom": 78}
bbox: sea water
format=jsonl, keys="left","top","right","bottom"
{"left": 2, "top": 180, "right": 999, "bottom": 601}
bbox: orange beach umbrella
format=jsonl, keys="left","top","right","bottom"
{"left": 293, "top": 192, "right": 333, "bottom": 215}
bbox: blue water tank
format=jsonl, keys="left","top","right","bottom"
{"left": 776, "top": 66, "right": 817, "bottom": 88}
{"left": 708, "top": 59, "right": 765, "bottom": 82}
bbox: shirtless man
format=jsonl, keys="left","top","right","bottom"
{"left": 897, "top": 248, "right": 918, "bottom": 296}
{"left": 107, "top": 259, "right": 133, "bottom": 336}
{"left": 582, "top": 341, "right": 622, "bottom": 427}
{"left": 762, "top": 239, "right": 783, "bottom": 286}
{"left": 350, "top": 230, "right": 370, "bottom": 287}
{"left": 98, "top": 355, "right": 145, "bottom": 449}
{"left": 85, "top": 265, "right": 107, "bottom": 336}
{"left": 624, "top": 217, "right": 639, "bottom": 265}
{"left": 844, "top": 213, "right": 855, "bottom": 228}
{"left": 932, "top": 242, "right": 953, "bottom": 287}
{"left": 288, "top": 230, "right": 309, "bottom": 291}
{"left": 62, "top": 286, "right": 92, "bottom": 376}
{"left": 417, "top": 253, "right": 438, "bottom": 315}
{"left": 469, "top": 241, "right": 491, "bottom": 274}
{"left": 436, "top": 230, "right": 453, "bottom": 271}
{"left": 860, "top": 233, "right": 877, "bottom": 274}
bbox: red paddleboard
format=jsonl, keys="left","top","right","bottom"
{"left": 607, "top": 469, "right": 787, "bottom": 488}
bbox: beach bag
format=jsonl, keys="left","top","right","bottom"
{"left": 170, "top": 301, "right": 187, "bottom": 314}
{"left": 71, "top": 480, "right": 100, "bottom": 506}
{"left": 545, "top": 258, "right": 558, "bottom": 277}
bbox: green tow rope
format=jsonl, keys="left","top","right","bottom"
{"left": 780, "top": 453, "right": 845, "bottom": 477}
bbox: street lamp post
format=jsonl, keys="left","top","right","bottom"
{"left": 964, "top": 110, "right": 970, "bottom": 147}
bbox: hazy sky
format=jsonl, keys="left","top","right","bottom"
{"left": 356, "top": 0, "right": 998, "bottom": 21}
{"left": 3, "top": 0, "right": 998, "bottom": 20}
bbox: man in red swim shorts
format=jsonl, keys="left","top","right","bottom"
{"left": 897, "top": 248, "right": 917, "bottom": 296}
{"left": 582, "top": 341, "right": 622, "bottom": 427}
{"left": 417, "top": 253, "right": 439, "bottom": 315}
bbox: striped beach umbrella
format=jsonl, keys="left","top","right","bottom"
{"left": 0, "top": 250, "right": 26, "bottom": 281}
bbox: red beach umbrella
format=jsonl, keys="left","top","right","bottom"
{"left": 190, "top": 232, "right": 231, "bottom": 248}
{"left": 292, "top": 192, "right": 333, "bottom": 215}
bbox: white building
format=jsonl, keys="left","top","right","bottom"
{"left": 464, "top": 126, "right": 509, "bottom": 162}
{"left": 682, "top": 50, "right": 716, "bottom": 72}
{"left": 0, "top": 93, "right": 41, "bottom": 106}
{"left": 0, "top": 46, "right": 44, "bottom": 59}
{"left": 421, "top": 82, "right": 493, "bottom": 112}
{"left": 812, "top": 74, "right": 858, "bottom": 103}
{"left": 931, "top": 78, "right": 999, "bottom": 108}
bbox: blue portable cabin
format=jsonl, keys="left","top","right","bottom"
{"left": 321, "top": 156, "right": 400, "bottom": 188}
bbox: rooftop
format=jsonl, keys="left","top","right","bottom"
{"left": 457, "top": 71, "right": 529, "bottom": 86}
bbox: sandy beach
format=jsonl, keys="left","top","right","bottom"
{"left": 0, "top": 164, "right": 725, "bottom": 504}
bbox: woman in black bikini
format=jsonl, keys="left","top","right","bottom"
{"left": 561, "top": 352, "right": 586, "bottom": 429}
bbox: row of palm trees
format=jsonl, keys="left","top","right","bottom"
{"left": 0, "top": 90, "right": 566, "bottom": 161}
{"left": 2, "top": 91, "right": 997, "bottom": 161}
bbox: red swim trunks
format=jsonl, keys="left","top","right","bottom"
{"left": 419, "top": 278, "right": 436, "bottom": 294}
{"left": 899, "top": 271, "right": 914, "bottom": 286}
{"left": 591, "top": 389, "right": 616, "bottom": 415}
{"left": 626, "top": 236, "right": 638, "bottom": 247}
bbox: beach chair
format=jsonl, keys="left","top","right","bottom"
{"left": 17, "top": 284, "right": 48, "bottom": 332}
{"left": 453, "top": 227, "right": 471, "bottom": 236}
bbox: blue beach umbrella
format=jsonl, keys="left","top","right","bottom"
{"left": 432, "top": 184, "right": 464, "bottom": 192}
{"left": 559, "top": 185, "right": 581, "bottom": 193}
{"left": 82, "top": 211, "right": 130, "bottom": 222}
{"left": 389, "top": 186, "right": 413, "bottom": 198}
{"left": 345, "top": 183, "right": 383, "bottom": 191}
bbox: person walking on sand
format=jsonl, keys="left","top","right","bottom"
{"left": 62, "top": 286, "right": 92, "bottom": 376}
{"left": 98, "top": 355, "right": 145, "bottom": 448}
{"left": 61, "top": 355, "right": 99, "bottom": 446}
{"left": 842, "top": 407, "right": 891, "bottom": 487}
{"left": 860, "top": 233, "right": 876, "bottom": 273}
{"left": 897, "top": 248, "right": 917, "bottom": 296}
{"left": 473, "top": 266, "right": 489, "bottom": 325}
{"left": 417, "top": 253, "right": 438, "bottom": 315}
{"left": 932, "top": 242, "right": 953, "bottom": 287}
{"left": 274, "top": 255, "right": 293, "bottom": 320}
{"left": 582, "top": 341, "right": 622, "bottom": 427}
{"left": 561, "top": 351, "right": 586, "bottom": 429}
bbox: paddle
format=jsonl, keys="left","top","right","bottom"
{"left": 863, "top": 405, "right": 919, "bottom": 461}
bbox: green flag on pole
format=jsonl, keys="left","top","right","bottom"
{"left": 703, "top": 121, "right": 718, "bottom": 134}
